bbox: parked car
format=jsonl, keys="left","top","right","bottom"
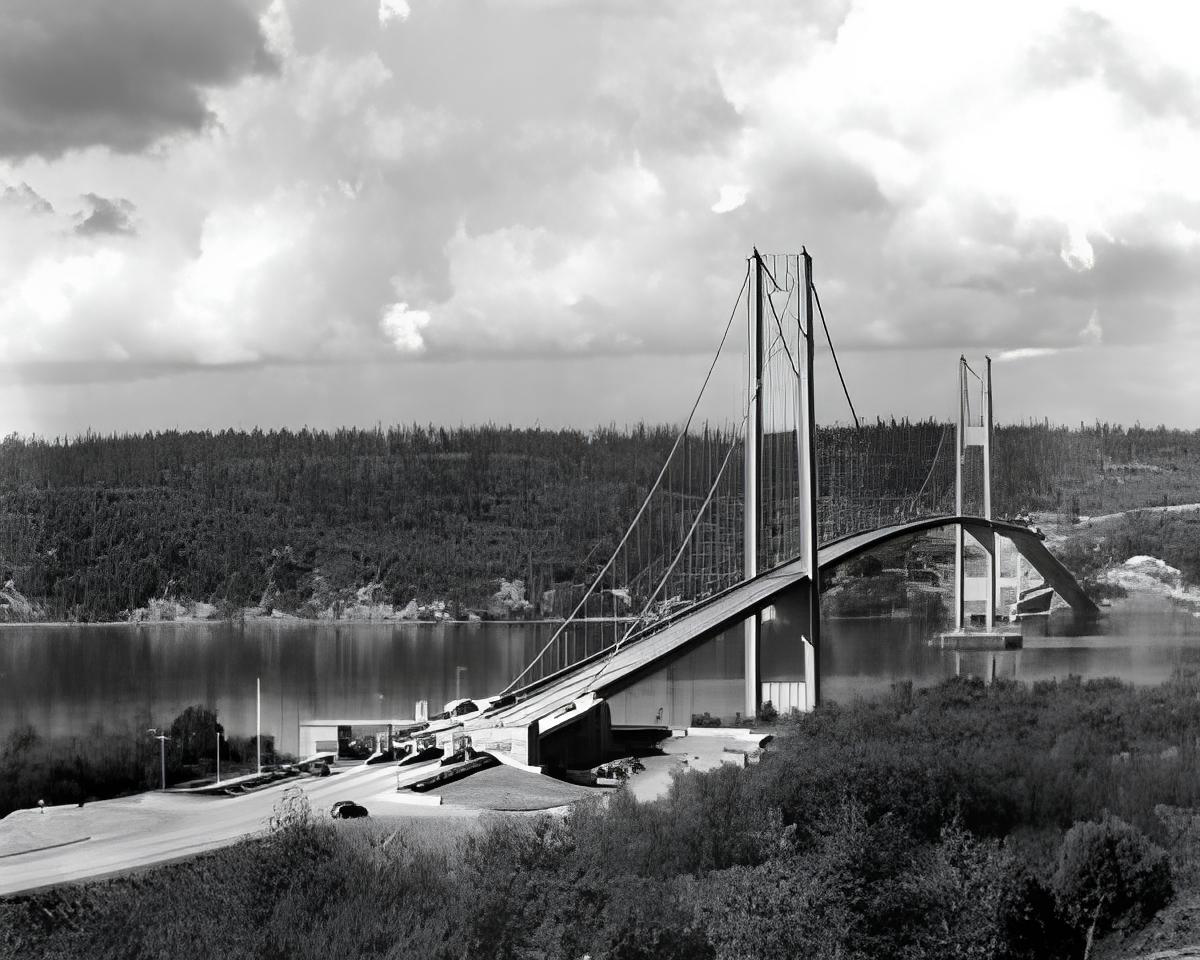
{"left": 329, "top": 800, "right": 369, "bottom": 819}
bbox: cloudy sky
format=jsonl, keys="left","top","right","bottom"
{"left": 1, "top": 0, "right": 1197, "bottom": 436}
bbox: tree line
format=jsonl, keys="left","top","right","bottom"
{"left": 0, "top": 421, "right": 1195, "bottom": 621}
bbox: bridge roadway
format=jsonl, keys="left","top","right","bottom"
{"left": 464, "top": 515, "right": 1095, "bottom": 760}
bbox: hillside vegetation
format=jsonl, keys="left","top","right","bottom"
{"left": 0, "top": 421, "right": 1195, "bottom": 621}
{"left": 6, "top": 675, "right": 1200, "bottom": 959}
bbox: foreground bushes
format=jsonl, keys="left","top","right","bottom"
{"left": 5, "top": 675, "right": 1200, "bottom": 959}
{"left": 1053, "top": 815, "right": 1173, "bottom": 940}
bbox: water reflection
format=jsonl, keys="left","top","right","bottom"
{"left": 822, "top": 598, "right": 1200, "bottom": 704}
{"left": 1, "top": 597, "right": 1198, "bottom": 755}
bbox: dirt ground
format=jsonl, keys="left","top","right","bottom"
{"left": 624, "top": 730, "right": 768, "bottom": 802}
{"left": 429, "top": 765, "right": 601, "bottom": 811}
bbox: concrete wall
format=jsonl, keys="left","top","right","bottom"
{"left": 298, "top": 724, "right": 339, "bottom": 758}
{"left": 759, "top": 587, "right": 811, "bottom": 682}
{"left": 536, "top": 702, "right": 612, "bottom": 770}
{"left": 469, "top": 723, "right": 537, "bottom": 766}
{"left": 761, "top": 680, "right": 808, "bottom": 715}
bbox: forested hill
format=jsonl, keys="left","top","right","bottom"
{"left": 0, "top": 422, "right": 1196, "bottom": 622}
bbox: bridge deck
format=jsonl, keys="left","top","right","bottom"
{"left": 473, "top": 516, "right": 1051, "bottom": 735}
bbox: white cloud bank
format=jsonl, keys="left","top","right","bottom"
{"left": 0, "top": 0, "right": 1197, "bottom": 428}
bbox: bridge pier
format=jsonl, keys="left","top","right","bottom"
{"left": 990, "top": 525, "right": 1099, "bottom": 618}
{"left": 964, "top": 525, "right": 998, "bottom": 631}
{"left": 952, "top": 356, "right": 1003, "bottom": 633}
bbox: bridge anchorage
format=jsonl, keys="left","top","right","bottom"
{"left": 452, "top": 251, "right": 1097, "bottom": 770}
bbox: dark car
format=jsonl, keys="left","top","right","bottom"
{"left": 330, "top": 800, "right": 369, "bottom": 819}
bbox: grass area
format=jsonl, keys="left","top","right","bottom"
{"left": 7, "top": 675, "right": 1200, "bottom": 958}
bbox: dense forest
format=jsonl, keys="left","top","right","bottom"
{"left": 0, "top": 421, "right": 1195, "bottom": 621}
{"left": 7, "top": 675, "right": 1200, "bottom": 959}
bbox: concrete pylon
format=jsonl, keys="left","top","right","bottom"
{"left": 744, "top": 250, "right": 819, "bottom": 718}
{"left": 955, "top": 356, "right": 996, "bottom": 628}
{"left": 743, "top": 252, "right": 763, "bottom": 719}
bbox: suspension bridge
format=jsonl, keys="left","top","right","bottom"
{"left": 452, "top": 250, "right": 1097, "bottom": 769}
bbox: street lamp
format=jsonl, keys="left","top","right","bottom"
{"left": 147, "top": 729, "right": 171, "bottom": 790}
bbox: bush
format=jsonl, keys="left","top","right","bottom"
{"left": 690, "top": 712, "right": 723, "bottom": 728}
{"left": 1052, "top": 815, "right": 1173, "bottom": 939}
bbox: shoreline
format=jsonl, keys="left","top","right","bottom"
{"left": 0, "top": 615, "right": 616, "bottom": 629}
{"left": 5, "top": 564, "right": 1200, "bottom": 629}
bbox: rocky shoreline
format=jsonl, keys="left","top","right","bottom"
{"left": 0, "top": 576, "right": 542, "bottom": 626}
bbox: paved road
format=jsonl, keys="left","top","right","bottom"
{"left": 1083, "top": 503, "right": 1200, "bottom": 526}
{"left": 0, "top": 762, "right": 474, "bottom": 896}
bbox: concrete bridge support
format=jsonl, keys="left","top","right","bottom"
{"left": 964, "top": 525, "right": 997, "bottom": 630}
{"left": 953, "top": 355, "right": 1000, "bottom": 632}
{"left": 985, "top": 525, "right": 1099, "bottom": 617}
{"left": 759, "top": 582, "right": 817, "bottom": 714}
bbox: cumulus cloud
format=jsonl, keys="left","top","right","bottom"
{"left": 712, "top": 185, "right": 748, "bottom": 214}
{"left": 0, "top": 0, "right": 1197, "bottom": 431}
{"left": 380, "top": 300, "right": 431, "bottom": 353}
{"left": 378, "top": 0, "right": 410, "bottom": 26}
{"left": 1061, "top": 227, "right": 1095, "bottom": 271}
{"left": 0, "top": 0, "right": 278, "bottom": 159}
{"left": 2, "top": 182, "right": 53, "bottom": 214}
{"left": 75, "top": 194, "right": 137, "bottom": 237}
{"left": 995, "top": 347, "right": 1063, "bottom": 362}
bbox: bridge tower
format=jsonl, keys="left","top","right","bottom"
{"left": 743, "top": 250, "right": 819, "bottom": 719}
{"left": 743, "top": 254, "right": 763, "bottom": 721}
{"left": 954, "top": 355, "right": 996, "bottom": 630}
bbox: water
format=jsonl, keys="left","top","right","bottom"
{"left": 2, "top": 597, "right": 1199, "bottom": 755}
{"left": 822, "top": 598, "right": 1200, "bottom": 704}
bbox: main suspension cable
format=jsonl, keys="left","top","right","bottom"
{"left": 500, "top": 264, "right": 751, "bottom": 696}
{"left": 584, "top": 406, "right": 747, "bottom": 692}
{"left": 811, "top": 282, "right": 860, "bottom": 430}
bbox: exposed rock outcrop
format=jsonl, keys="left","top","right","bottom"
{"left": 0, "top": 579, "right": 41, "bottom": 621}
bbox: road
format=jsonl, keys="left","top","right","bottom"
{"left": 0, "top": 761, "right": 475, "bottom": 896}
{"left": 1082, "top": 503, "right": 1200, "bottom": 526}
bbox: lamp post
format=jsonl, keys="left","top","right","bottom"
{"left": 147, "top": 729, "right": 171, "bottom": 790}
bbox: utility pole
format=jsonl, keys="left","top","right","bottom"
{"left": 148, "top": 729, "right": 171, "bottom": 790}
{"left": 256, "top": 676, "right": 262, "bottom": 775}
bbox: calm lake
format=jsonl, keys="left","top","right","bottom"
{"left": 2, "top": 596, "right": 1199, "bottom": 756}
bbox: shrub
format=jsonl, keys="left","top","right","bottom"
{"left": 1052, "top": 815, "right": 1173, "bottom": 940}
